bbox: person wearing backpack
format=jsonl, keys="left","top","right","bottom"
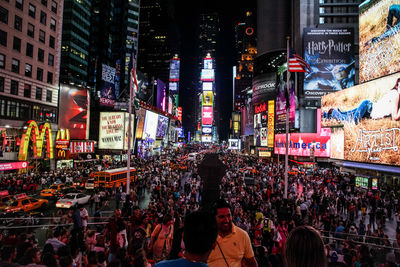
{"left": 148, "top": 214, "right": 174, "bottom": 263}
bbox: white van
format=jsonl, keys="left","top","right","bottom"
{"left": 85, "top": 179, "right": 95, "bottom": 190}
{"left": 188, "top": 153, "right": 198, "bottom": 161}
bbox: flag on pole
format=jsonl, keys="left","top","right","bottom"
{"left": 130, "top": 64, "right": 139, "bottom": 97}
{"left": 129, "top": 32, "right": 139, "bottom": 97}
{"left": 288, "top": 49, "right": 310, "bottom": 73}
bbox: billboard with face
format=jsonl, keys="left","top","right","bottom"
{"left": 360, "top": 0, "right": 400, "bottom": 83}
{"left": 275, "top": 67, "right": 296, "bottom": 131}
{"left": 321, "top": 72, "right": 400, "bottom": 165}
{"left": 202, "top": 91, "right": 213, "bottom": 106}
{"left": 156, "top": 79, "right": 167, "bottom": 112}
{"left": 303, "top": 28, "right": 355, "bottom": 98}
{"left": 156, "top": 115, "right": 169, "bottom": 138}
{"left": 59, "top": 85, "right": 89, "bottom": 140}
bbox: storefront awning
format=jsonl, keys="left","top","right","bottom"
{"left": 342, "top": 161, "right": 400, "bottom": 174}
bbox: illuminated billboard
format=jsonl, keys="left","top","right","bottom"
{"left": 143, "top": 110, "right": 158, "bottom": 141}
{"left": 169, "top": 82, "right": 178, "bottom": 92}
{"left": 202, "top": 91, "right": 213, "bottom": 106}
{"left": 135, "top": 109, "right": 146, "bottom": 139}
{"left": 303, "top": 28, "right": 355, "bottom": 97}
{"left": 156, "top": 115, "right": 169, "bottom": 138}
{"left": 98, "top": 112, "right": 125, "bottom": 150}
{"left": 359, "top": 0, "right": 400, "bottom": 83}
{"left": 202, "top": 106, "right": 213, "bottom": 125}
{"left": 276, "top": 68, "right": 296, "bottom": 131}
{"left": 202, "top": 126, "right": 212, "bottom": 134}
{"left": 201, "top": 69, "right": 215, "bottom": 81}
{"left": 203, "top": 82, "right": 213, "bottom": 91}
{"left": 322, "top": 72, "right": 400, "bottom": 165}
{"left": 169, "top": 59, "right": 180, "bottom": 80}
{"left": 252, "top": 73, "right": 275, "bottom": 105}
{"left": 59, "top": 85, "right": 89, "bottom": 140}
{"left": 228, "top": 139, "right": 241, "bottom": 150}
{"left": 156, "top": 79, "right": 167, "bottom": 112}
{"left": 274, "top": 128, "right": 331, "bottom": 157}
{"left": 100, "top": 64, "right": 116, "bottom": 107}
{"left": 201, "top": 135, "right": 212, "bottom": 142}
{"left": 204, "top": 58, "right": 213, "bottom": 69}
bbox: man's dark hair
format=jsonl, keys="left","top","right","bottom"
{"left": 212, "top": 199, "right": 231, "bottom": 216}
{"left": 183, "top": 211, "right": 217, "bottom": 254}
{"left": 1, "top": 246, "right": 15, "bottom": 261}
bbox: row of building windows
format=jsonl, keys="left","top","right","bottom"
{"left": 1, "top": 0, "right": 58, "bottom": 14}
{"left": 10, "top": 37, "right": 55, "bottom": 66}
{"left": 0, "top": 98, "right": 57, "bottom": 123}
{"left": 0, "top": 53, "right": 54, "bottom": 84}
{"left": 0, "top": 77, "right": 53, "bottom": 103}
{"left": 0, "top": 28, "right": 55, "bottom": 51}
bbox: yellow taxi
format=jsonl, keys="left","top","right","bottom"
{"left": 0, "top": 191, "right": 13, "bottom": 210}
{"left": 40, "top": 183, "right": 66, "bottom": 198}
{"left": 4, "top": 193, "right": 48, "bottom": 214}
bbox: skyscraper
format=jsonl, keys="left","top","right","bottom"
{"left": 0, "top": 0, "right": 63, "bottom": 161}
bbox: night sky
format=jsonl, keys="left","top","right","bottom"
{"left": 173, "top": 0, "right": 257, "bottom": 141}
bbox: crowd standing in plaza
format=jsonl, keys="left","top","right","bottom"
{"left": 0, "top": 146, "right": 399, "bottom": 266}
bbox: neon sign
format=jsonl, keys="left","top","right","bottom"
{"left": 18, "top": 120, "right": 54, "bottom": 161}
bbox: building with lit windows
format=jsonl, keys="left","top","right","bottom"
{"left": 0, "top": 0, "right": 63, "bottom": 163}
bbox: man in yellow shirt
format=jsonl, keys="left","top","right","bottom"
{"left": 207, "top": 199, "right": 258, "bottom": 267}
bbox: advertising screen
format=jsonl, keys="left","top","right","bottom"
{"left": 202, "top": 127, "right": 212, "bottom": 134}
{"left": 98, "top": 112, "right": 125, "bottom": 150}
{"left": 143, "top": 110, "right": 158, "bottom": 141}
{"left": 204, "top": 58, "right": 213, "bottom": 69}
{"left": 244, "top": 97, "right": 254, "bottom": 136}
{"left": 123, "top": 113, "right": 135, "bottom": 149}
{"left": 303, "top": 28, "right": 355, "bottom": 98}
{"left": 70, "top": 141, "right": 94, "bottom": 154}
{"left": 228, "top": 139, "right": 241, "bottom": 150}
{"left": 169, "top": 59, "right": 180, "bottom": 80}
{"left": 321, "top": 72, "right": 400, "bottom": 165}
{"left": 202, "top": 91, "right": 213, "bottom": 106}
{"left": 201, "top": 135, "right": 212, "bottom": 142}
{"left": 156, "top": 115, "right": 169, "bottom": 138}
{"left": 355, "top": 176, "right": 369, "bottom": 189}
{"left": 360, "top": 0, "right": 400, "bottom": 83}
{"left": 169, "top": 82, "right": 178, "bottom": 92}
{"left": 202, "top": 106, "right": 213, "bottom": 125}
{"left": 135, "top": 109, "right": 146, "bottom": 139}
{"left": 156, "top": 79, "right": 167, "bottom": 112}
{"left": 276, "top": 68, "right": 296, "bottom": 131}
{"left": 201, "top": 69, "right": 215, "bottom": 81}
{"left": 100, "top": 64, "right": 116, "bottom": 107}
{"left": 274, "top": 128, "right": 331, "bottom": 157}
{"left": 268, "top": 100, "right": 275, "bottom": 147}
{"left": 59, "top": 85, "right": 89, "bottom": 140}
{"left": 252, "top": 73, "right": 276, "bottom": 105}
{"left": 203, "top": 82, "right": 213, "bottom": 91}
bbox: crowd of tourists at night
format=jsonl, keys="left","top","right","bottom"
{"left": 0, "top": 146, "right": 399, "bottom": 266}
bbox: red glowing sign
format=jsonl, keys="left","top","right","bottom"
{"left": 0, "top": 161, "right": 28, "bottom": 171}
{"left": 202, "top": 106, "right": 213, "bottom": 125}
{"left": 254, "top": 102, "right": 267, "bottom": 114}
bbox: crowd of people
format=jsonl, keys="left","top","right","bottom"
{"left": 0, "top": 147, "right": 399, "bottom": 266}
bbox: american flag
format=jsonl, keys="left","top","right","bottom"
{"left": 288, "top": 49, "right": 310, "bottom": 73}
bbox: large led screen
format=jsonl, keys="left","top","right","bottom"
{"left": 123, "top": 113, "right": 135, "bottom": 149}
{"left": 98, "top": 112, "right": 125, "bottom": 149}
{"left": 201, "top": 69, "right": 215, "bottom": 80}
{"left": 143, "top": 110, "right": 158, "bottom": 141}
{"left": 274, "top": 128, "right": 331, "bottom": 157}
{"left": 202, "top": 106, "right": 213, "bottom": 125}
{"left": 202, "top": 91, "right": 213, "bottom": 106}
{"left": 156, "top": 115, "right": 169, "bottom": 138}
{"left": 360, "top": 0, "right": 400, "bottom": 83}
{"left": 135, "top": 109, "right": 146, "bottom": 139}
{"left": 100, "top": 64, "right": 116, "bottom": 107}
{"left": 276, "top": 68, "right": 296, "bottom": 131}
{"left": 59, "top": 85, "right": 89, "bottom": 140}
{"left": 169, "top": 59, "right": 180, "bottom": 80}
{"left": 322, "top": 72, "right": 400, "bottom": 165}
{"left": 303, "top": 28, "right": 355, "bottom": 97}
{"left": 203, "top": 82, "right": 213, "bottom": 91}
{"left": 156, "top": 79, "right": 167, "bottom": 112}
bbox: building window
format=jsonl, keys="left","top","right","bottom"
{"left": 24, "top": 84, "right": 31, "bottom": 97}
{"left": 41, "top": 0, "right": 47, "bottom": 6}
{"left": 49, "top": 35, "right": 55, "bottom": 48}
{"left": 50, "top": 18, "right": 56, "bottom": 31}
{"left": 37, "top": 67, "right": 43, "bottom": 81}
{"left": 15, "top": 0, "right": 23, "bottom": 10}
{"left": 36, "top": 87, "right": 42, "bottom": 100}
{"left": 48, "top": 53, "right": 54, "bottom": 66}
{"left": 46, "top": 90, "right": 52, "bottom": 102}
{"left": 25, "top": 63, "right": 32, "bottom": 77}
{"left": 51, "top": 1, "right": 57, "bottom": 13}
{"left": 26, "top": 42, "right": 33, "bottom": 57}
{"left": 40, "top": 11, "right": 46, "bottom": 25}
{"left": 11, "top": 58, "right": 19, "bottom": 73}
{"left": 39, "top": 30, "right": 45, "bottom": 43}
{"left": 47, "top": 71, "right": 53, "bottom": 84}
{"left": 0, "top": 30, "right": 7, "bottom": 46}
{"left": 28, "top": 3, "right": 36, "bottom": 18}
{"left": 0, "top": 54, "right": 4, "bottom": 69}
{"left": 0, "top": 7, "right": 8, "bottom": 24}
{"left": 14, "top": 15, "right": 22, "bottom": 31}
{"left": 38, "top": 48, "right": 44, "bottom": 62}
{"left": 0, "top": 77, "right": 4, "bottom": 92}
{"left": 27, "top": 23, "right": 34, "bottom": 38}
{"left": 10, "top": 80, "right": 18, "bottom": 95}
{"left": 13, "top": 37, "right": 21, "bottom": 52}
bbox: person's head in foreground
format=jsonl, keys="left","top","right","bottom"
{"left": 285, "top": 225, "right": 327, "bottom": 267}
